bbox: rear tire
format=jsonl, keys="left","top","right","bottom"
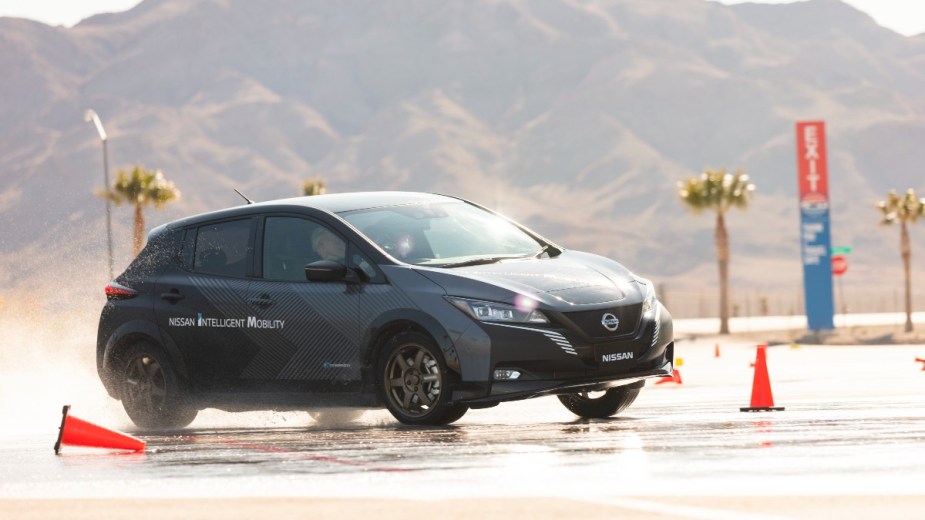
{"left": 378, "top": 331, "right": 468, "bottom": 425}
{"left": 558, "top": 384, "right": 641, "bottom": 419}
{"left": 119, "top": 342, "right": 197, "bottom": 430}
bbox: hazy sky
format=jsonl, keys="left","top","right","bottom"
{"left": 0, "top": 0, "right": 922, "bottom": 36}
{"left": 717, "top": 0, "right": 925, "bottom": 37}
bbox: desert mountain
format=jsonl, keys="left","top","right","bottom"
{"left": 1, "top": 0, "right": 924, "bottom": 317}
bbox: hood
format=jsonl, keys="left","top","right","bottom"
{"left": 414, "top": 250, "right": 639, "bottom": 307}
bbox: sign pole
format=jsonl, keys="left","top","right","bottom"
{"left": 831, "top": 250, "right": 849, "bottom": 316}
{"left": 838, "top": 275, "right": 846, "bottom": 316}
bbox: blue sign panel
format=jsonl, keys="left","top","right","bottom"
{"left": 799, "top": 205, "right": 835, "bottom": 330}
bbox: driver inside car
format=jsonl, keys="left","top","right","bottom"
{"left": 312, "top": 227, "right": 346, "bottom": 263}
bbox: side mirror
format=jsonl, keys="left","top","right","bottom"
{"left": 305, "top": 260, "right": 360, "bottom": 283}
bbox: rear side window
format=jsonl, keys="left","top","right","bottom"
{"left": 193, "top": 219, "right": 254, "bottom": 277}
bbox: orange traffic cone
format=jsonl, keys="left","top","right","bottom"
{"left": 714, "top": 343, "right": 721, "bottom": 358}
{"left": 915, "top": 357, "right": 925, "bottom": 371}
{"left": 54, "top": 405, "right": 146, "bottom": 455}
{"left": 740, "top": 345, "right": 784, "bottom": 412}
{"left": 655, "top": 370, "right": 682, "bottom": 385}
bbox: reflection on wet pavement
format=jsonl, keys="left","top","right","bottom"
{"left": 3, "top": 341, "right": 925, "bottom": 500}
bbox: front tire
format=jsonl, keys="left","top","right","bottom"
{"left": 378, "top": 331, "right": 468, "bottom": 425}
{"left": 558, "top": 384, "right": 642, "bottom": 419}
{"left": 120, "top": 342, "right": 197, "bottom": 430}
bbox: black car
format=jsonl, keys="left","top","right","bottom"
{"left": 97, "top": 192, "right": 673, "bottom": 428}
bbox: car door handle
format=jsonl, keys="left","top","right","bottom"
{"left": 160, "top": 291, "right": 185, "bottom": 303}
{"left": 249, "top": 296, "right": 273, "bottom": 308}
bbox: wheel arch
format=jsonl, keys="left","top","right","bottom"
{"left": 101, "top": 320, "right": 189, "bottom": 398}
{"left": 360, "top": 309, "right": 460, "bottom": 386}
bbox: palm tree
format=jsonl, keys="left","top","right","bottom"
{"left": 877, "top": 188, "right": 925, "bottom": 333}
{"left": 678, "top": 168, "right": 755, "bottom": 334}
{"left": 98, "top": 165, "right": 180, "bottom": 256}
{"left": 302, "top": 178, "right": 327, "bottom": 196}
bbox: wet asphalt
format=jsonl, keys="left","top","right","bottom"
{"left": 2, "top": 338, "right": 925, "bottom": 518}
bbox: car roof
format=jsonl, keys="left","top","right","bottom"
{"left": 161, "top": 191, "right": 462, "bottom": 230}
{"left": 260, "top": 191, "right": 458, "bottom": 213}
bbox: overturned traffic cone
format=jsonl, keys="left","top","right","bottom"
{"left": 740, "top": 345, "right": 784, "bottom": 412}
{"left": 54, "top": 405, "right": 146, "bottom": 455}
{"left": 916, "top": 357, "right": 925, "bottom": 371}
{"left": 655, "top": 370, "right": 683, "bottom": 385}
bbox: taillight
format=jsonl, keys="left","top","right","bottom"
{"left": 105, "top": 281, "right": 138, "bottom": 300}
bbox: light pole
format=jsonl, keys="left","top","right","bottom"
{"left": 84, "top": 109, "right": 115, "bottom": 280}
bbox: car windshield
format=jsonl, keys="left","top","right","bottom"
{"left": 340, "top": 201, "right": 543, "bottom": 266}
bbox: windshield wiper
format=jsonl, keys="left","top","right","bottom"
{"left": 530, "top": 244, "right": 561, "bottom": 259}
{"left": 439, "top": 246, "right": 561, "bottom": 268}
{"left": 439, "top": 256, "right": 513, "bottom": 268}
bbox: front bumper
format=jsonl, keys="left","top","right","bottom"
{"left": 451, "top": 304, "right": 674, "bottom": 404}
{"left": 455, "top": 358, "right": 673, "bottom": 405}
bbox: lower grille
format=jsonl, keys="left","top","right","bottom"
{"left": 542, "top": 330, "right": 577, "bottom": 356}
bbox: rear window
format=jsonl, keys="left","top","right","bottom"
{"left": 120, "top": 228, "right": 182, "bottom": 281}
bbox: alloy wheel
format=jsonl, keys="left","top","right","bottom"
{"left": 384, "top": 344, "right": 442, "bottom": 417}
{"left": 124, "top": 354, "right": 167, "bottom": 415}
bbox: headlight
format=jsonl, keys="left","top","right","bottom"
{"left": 446, "top": 297, "right": 549, "bottom": 325}
{"left": 638, "top": 279, "right": 657, "bottom": 317}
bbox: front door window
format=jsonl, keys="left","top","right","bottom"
{"left": 263, "top": 217, "right": 345, "bottom": 281}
